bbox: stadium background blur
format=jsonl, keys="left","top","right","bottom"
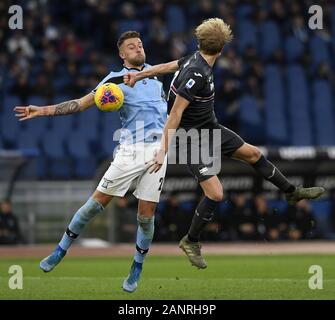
{"left": 0, "top": 0, "right": 335, "bottom": 245}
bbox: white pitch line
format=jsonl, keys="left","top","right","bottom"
{"left": 1, "top": 276, "right": 335, "bottom": 283}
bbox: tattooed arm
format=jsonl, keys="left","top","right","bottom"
{"left": 14, "top": 93, "right": 95, "bottom": 121}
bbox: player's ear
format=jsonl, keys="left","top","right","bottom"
{"left": 119, "top": 48, "right": 125, "bottom": 60}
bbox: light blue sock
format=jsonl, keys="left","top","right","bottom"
{"left": 134, "top": 215, "right": 155, "bottom": 264}
{"left": 58, "top": 197, "right": 104, "bottom": 251}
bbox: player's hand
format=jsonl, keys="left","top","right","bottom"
{"left": 14, "top": 105, "right": 42, "bottom": 121}
{"left": 146, "top": 149, "right": 165, "bottom": 174}
{"left": 123, "top": 72, "right": 138, "bottom": 87}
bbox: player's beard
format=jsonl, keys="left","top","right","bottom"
{"left": 129, "top": 54, "right": 145, "bottom": 67}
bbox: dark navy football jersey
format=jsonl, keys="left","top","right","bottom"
{"left": 168, "top": 51, "right": 217, "bottom": 129}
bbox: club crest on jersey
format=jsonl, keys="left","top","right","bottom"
{"left": 102, "top": 178, "right": 114, "bottom": 189}
{"left": 186, "top": 78, "right": 195, "bottom": 89}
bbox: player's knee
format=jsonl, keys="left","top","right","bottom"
{"left": 211, "top": 192, "right": 224, "bottom": 202}
{"left": 206, "top": 189, "right": 224, "bottom": 202}
{"left": 137, "top": 214, "right": 155, "bottom": 234}
{"left": 92, "top": 191, "right": 112, "bottom": 207}
{"left": 247, "top": 147, "right": 262, "bottom": 164}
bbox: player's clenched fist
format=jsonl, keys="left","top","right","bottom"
{"left": 123, "top": 72, "right": 138, "bottom": 87}
{"left": 14, "top": 105, "right": 41, "bottom": 121}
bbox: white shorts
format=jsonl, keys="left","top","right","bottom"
{"left": 96, "top": 142, "right": 167, "bottom": 203}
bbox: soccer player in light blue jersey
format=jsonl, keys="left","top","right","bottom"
{"left": 14, "top": 31, "right": 177, "bottom": 293}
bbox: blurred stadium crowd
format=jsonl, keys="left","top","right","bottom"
{"left": 115, "top": 191, "right": 335, "bottom": 243}
{"left": 0, "top": 0, "right": 335, "bottom": 179}
{"left": 0, "top": 1, "right": 335, "bottom": 243}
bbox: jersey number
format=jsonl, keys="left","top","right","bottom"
{"left": 158, "top": 177, "right": 164, "bottom": 191}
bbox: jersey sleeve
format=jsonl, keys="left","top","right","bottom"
{"left": 176, "top": 68, "right": 206, "bottom": 102}
{"left": 177, "top": 56, "right": 188, "bottom": 68}
{"left": 177, "top": 54, "right": 193, "bottom": 68}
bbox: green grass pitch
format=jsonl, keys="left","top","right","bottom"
{"left": 0, "top": 255, "right": 334, "bottom": 300}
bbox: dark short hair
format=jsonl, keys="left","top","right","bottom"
{"left": 117, "top": 31, "right": 141, "bottom": 49}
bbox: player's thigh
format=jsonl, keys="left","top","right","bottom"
{"left": 137, "top": 200, "right": 157, "bottom": 218}
{"left": 199, "top": 175, "right": 224, "bottom": 202}
{"left": 214, "top": 123, "right": 245, "bottom": 157}
{"left": 231, "top": 143, "right": 261, "bottom": 164}
{"left": 96, "top": 148, "right": 144, "bottom": 197}
{"left": 134, "top": 157, "right": 167, "bottom": 203}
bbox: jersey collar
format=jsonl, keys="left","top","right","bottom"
{"left": 123, "top": 64, "right": 146, "bottom": 71}
{"left": 197, "top": 51, "right": 213, "bottom": 70}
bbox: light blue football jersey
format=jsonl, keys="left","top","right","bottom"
{"left": 93, "top": 64, "right": 167, "bottom": 145}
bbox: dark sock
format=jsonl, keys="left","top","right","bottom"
{"left": 252, "top": 155, "right": 295, "bottom": 193}
{"left": 187, "top": 234, "right": 199, "bottom": 243}
{"left": 188, "top": 196, "right": 219, "bottom": 242}
{"left": 286, "top": 185, "right": 296, "bottom": 193}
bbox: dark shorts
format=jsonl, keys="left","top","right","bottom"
{"left": 175, "top": 123, "right": 245, "bottom": 183}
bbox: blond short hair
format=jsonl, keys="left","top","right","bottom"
{"left": 195, "top": 18, "right": 233, "bottom": 55}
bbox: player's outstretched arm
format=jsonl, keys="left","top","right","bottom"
{"left": 124, "top": 60, "right": 179, "bottom": 87}
{"left": 147, "top": 95, "right": 189, "bottom": 173}
{"left": 14, "top": 93, "right": 95, "bottom": 121}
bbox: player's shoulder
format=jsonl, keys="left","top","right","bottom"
{"left": 181, "top": 65, "right": 207, "bottom": 81}
{"left": 102, "top": 68, "right": 129, "bottom": 85}
{"left": 107, "top": 68, "right": 128, "bottom": 78}
{"left": 181, "top": 54, "right": 206, "bottom": 72}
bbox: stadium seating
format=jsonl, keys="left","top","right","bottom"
{"left": 264, "top": 65, "right": 289, "bottom": 145}
{"left": 67, "top": 130, "right": 97, "bottom": 178}
{"left": 310, "top": 200, "right": 333, "bottom": 237}
{"left": 166, "top": 4, "right": 186, "bottom": 34}
{"left": 49, "top": 116, "right": 75, "bottom": 138}
{"left": 237, "top": 20, "right": 258, "bottom": 53}
{"left": 266, "top": 199, "right": 288, "bottom": 214}
{"left": 260, "top": 21, "right": 282, "bottom": 59}
{"left": 284, "top": 36, "right": 305, "bottom": 63}
{"left": 0, "top": 111, "right": 24, "bottom": 148}
{"left": 286, "top": 65, "right": 313, "bottom": 146}
{"left": 236, "top": 4, "right": 254, "bottom": 20}
{"left": 41, "top": 130, "right": 72, "bottom": 178}
{"left": 1, "top": 2, "right": 334, "bottom": 180}
{"left": 238, "top": 94, "right": 264, "bottom": 144}
{"left": 76, "top": 107, "right": 100, "bottom": 142}
{"left": 309, "top": 35, "right": 331, "bottom": 66}
{"left": 101, "top": 112, "right": 122, "bottom": 157}
{"left": 179, "top": 200, "right": 195, "bottom": 212}
{"left": 2, "top": 95, "right": 21, "bottom": 114}
{"left": 311, "top": 80, "right": 335, "bottom": 145}
{"left": 332, "top": 7, "right": 335, "bottom": 52}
